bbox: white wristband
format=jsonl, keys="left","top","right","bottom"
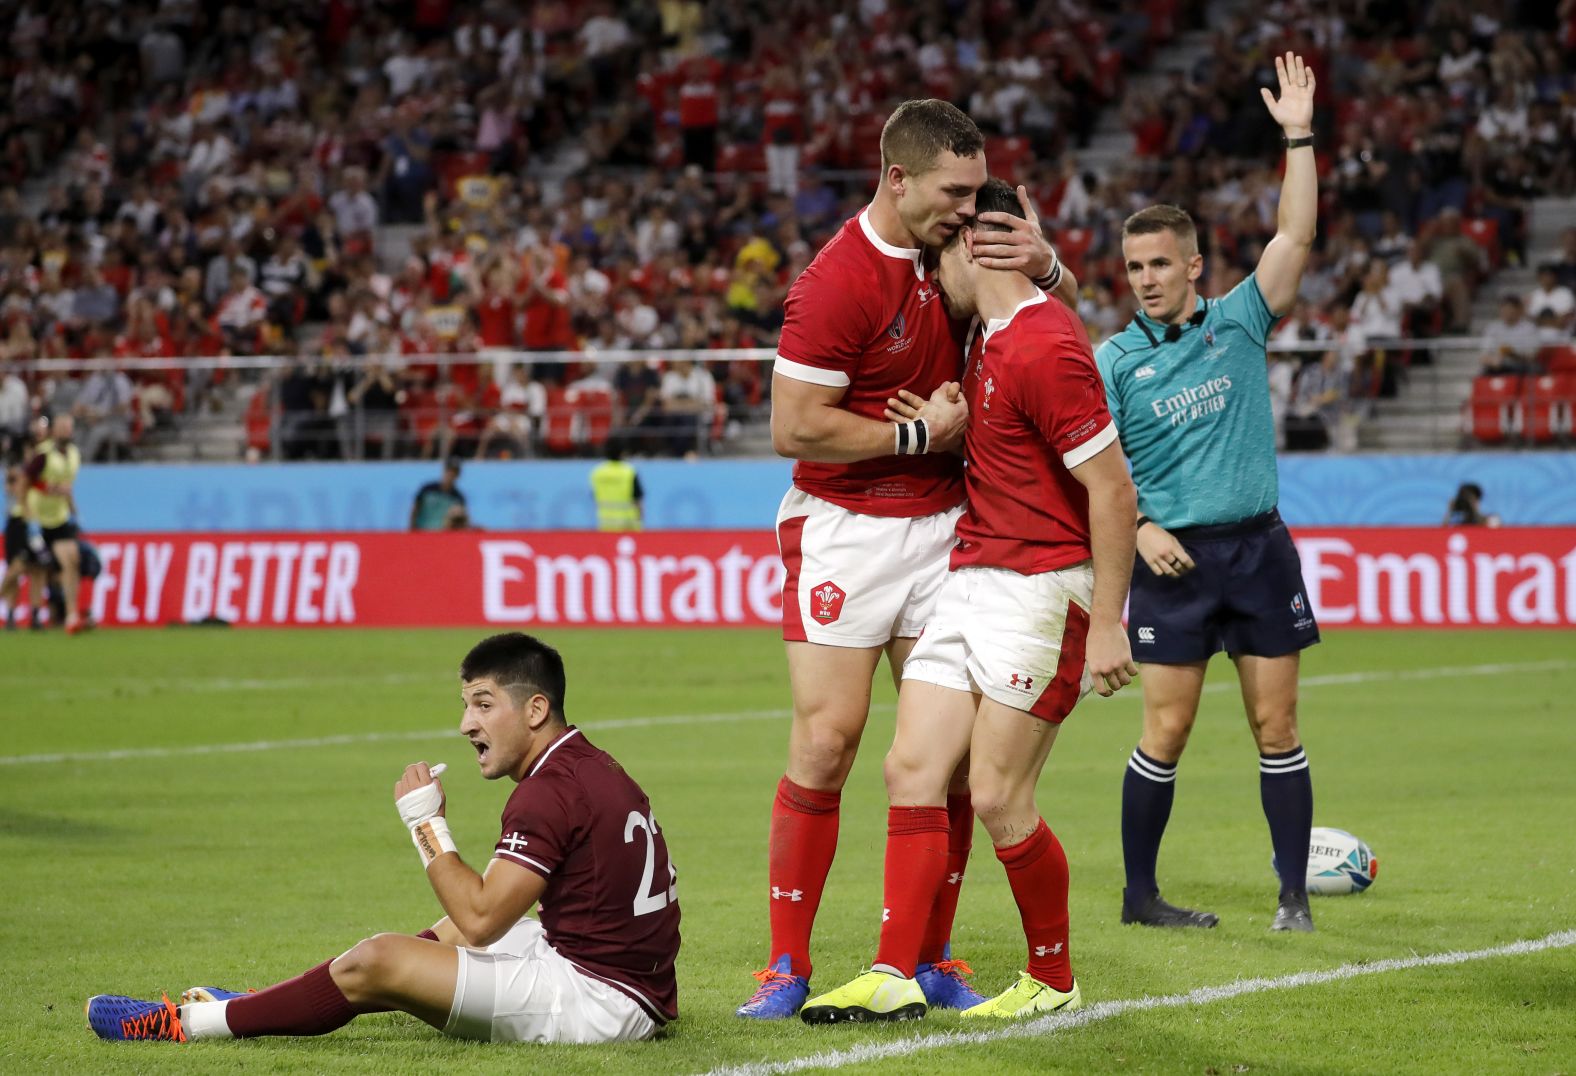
{"left": 410, "top": 816, "right": 457, "bottom": 868}
{"left": 893, "top": 416, "right": 930, "bottom": 455}
{"left": 1033, "top": 252, "right": 1063, "bottom": 292}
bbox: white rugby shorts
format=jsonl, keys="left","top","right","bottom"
{"left": 903, "top": 563, "right": 1096, "bottom": 723}
{"left": 776, "top": 487, "right": 963, "bottom": 647}
{"left": 445, "top": 918, "right": 659, "bottom": 1044}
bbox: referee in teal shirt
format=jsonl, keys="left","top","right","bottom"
{"left": 1095, "top": 53, "right": 1321, "bottom": 934}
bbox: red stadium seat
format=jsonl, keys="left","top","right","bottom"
{"left": 1460, "top": 375, "right": 1522, "bottom": 444}
{"left": 576, "top": 387, "right": 618, "bottom": 450}
{"left": 245, "top": 387, "right": 273, "bottom": 454}
{"left": 1526, "top": 374, "right": 1576, "bottom": 443}
{"left": 1538, "top": 345, "right": 1576, "bottom": 374}
{"left": 1462, "top": 217, "right": 1500, "bottom": 268}
{"left": 985, "top": 136, "right": 1031, "bottom": 185}
{"left": 542, "top": 386, "right": 577, "bottom": 456}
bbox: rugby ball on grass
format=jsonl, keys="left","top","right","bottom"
{"left": 1272, "top": 827, "right": 1378, "bottom": 895}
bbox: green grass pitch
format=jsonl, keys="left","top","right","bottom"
{"left": 2, "top": 627, "right": 1573, "bottom": 1074}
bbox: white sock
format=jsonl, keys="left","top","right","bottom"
{"left": 871, "top": 963, "right": 906, "bottom": 979}
{"left": 180, "top": 999, "right": 235, "bottom": 1040}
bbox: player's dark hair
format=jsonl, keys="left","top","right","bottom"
{"left": 461, "top": 633, "right": 567, "bottom": 722}
{"left": 880, "top": 99, "right": 984, "bottom": 178}
{"left": 1123, "top": 204, "right": 1200, "bottom": 258}
{"left": 946, "top": 177, "right": 1022, "bottom": 250}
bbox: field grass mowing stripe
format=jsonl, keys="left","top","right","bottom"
{"left": 705, "top": 929, "right": 1576, "bottom": 1076}
{"left": 0, "top": 706, "right": 809, "bottom": 766}
{"left": 3, "top": 657, "right": 1570, "bottom": 768}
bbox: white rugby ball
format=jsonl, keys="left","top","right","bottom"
{"left": 1272, "top": 826, "right": 1378, "bottom": 895}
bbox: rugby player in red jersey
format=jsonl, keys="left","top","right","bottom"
{"left": 801, "top": 178, "right": 1137, "bottom": 1023}
{"left": 741, "top": 100, "right": 1078, "bottom": 1019}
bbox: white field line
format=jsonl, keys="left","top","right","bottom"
{"left": 703, "top": 929, "right": 1576, "bottom": 1076}
{"left": 2, "top": 657, "right": 1571, "bottom": 769}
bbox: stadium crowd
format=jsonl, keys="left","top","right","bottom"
{"left": 0, "top": 0, "right": 1573, "bottom": 464}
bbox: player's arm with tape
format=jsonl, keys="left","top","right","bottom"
{"left": 772, "top": 264, "right": 967, "bottom": 460}
{"left": 393, "top": 762, "right": 545, "bottom": 947}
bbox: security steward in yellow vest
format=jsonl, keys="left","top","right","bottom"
{"left": 590, "top": 444, "right": 643, "bottom": 532}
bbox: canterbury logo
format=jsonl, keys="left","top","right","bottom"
{"left": 1134, "top": 365, "right": 1156, "bottom": 379}
{"left": 1137, "top": 627, "right": 1156, "bottom": 642}
{"left": 771, "top": 887, "right": 803, "bottom": 902}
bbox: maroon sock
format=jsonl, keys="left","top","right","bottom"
{"left": 415, "top": 929, "right": 440, "bottom": 941}
{"left": 224, "top": 960, "right": 357, "bottom": 1038}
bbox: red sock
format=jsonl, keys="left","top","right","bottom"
{"left": 415, "top": 929, "right": 440, "bottom": 941}
{"left": 918, "top": 792, "right": 974, "bottom": 965}
{"left": 768, "top": 775, "right": 841, "bottom": 979}
{"left": 224, "top": 960, "right": 357, "bottom": 1037}
{"left": 995, "top": 819, "right": 1073, "bottom": 991}
{"left": 873, "top": 806, "right": 951, "bottom": 978}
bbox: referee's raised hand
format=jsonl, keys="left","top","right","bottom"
{"left": 1261, "top": 51, "right": 1315, "bottom": 137}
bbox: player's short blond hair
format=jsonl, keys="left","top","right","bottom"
{"left": 880, "top": 99, "right": 984, "bottom": 178}
{"left": 1122, "top": 204, "right": 1200, "bottom": 259}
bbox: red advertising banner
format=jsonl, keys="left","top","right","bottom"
{"left": 8, "top": 527, "right": 1573, "bottom": 629}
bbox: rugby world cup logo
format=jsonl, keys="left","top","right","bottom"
{"left": 810, "top": 580, "right": 847, "bottom": 624}
{"left": 887, "top": 312, "right": 906, "bottom": 339}
{"left": 1291, "top": 592, "right": 1306, "bottom": 616}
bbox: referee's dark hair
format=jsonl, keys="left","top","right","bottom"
{"left": 1123, "top": 204, "right": 1200, "bottom": 259}
{"left": 880, "top": 99, "right": 984, "bottom": 178}
{"left": 461, "top": 632, "right": 568, "bottom": 722}
{"left": 946, "top": 177, "right": 1022, "bottom": 250}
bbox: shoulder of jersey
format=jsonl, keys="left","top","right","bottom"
{"left": 1006, "top": 300, "right": 1090, "bottom": 360}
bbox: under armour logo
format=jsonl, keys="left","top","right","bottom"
{"left": 882, "top": 907, "right": 891, "bottom": 922}
{"left": 1008, "top": 673, "right": 1033, "bottom": 691}
{"left": 499, "top": 833, "right": 530, "bottom": 853}
{"left": 771, "top": 887, "right": 804, "bottom": 902}
{"left": 1034, "top": 943, "right": 1064, "bottom": 956}
{"left": 947, "top": 872, "right": 964, "bottom": 885}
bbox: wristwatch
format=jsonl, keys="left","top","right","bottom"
{"left": 1283, "top": 134, "right": 1315, "bottom": 150}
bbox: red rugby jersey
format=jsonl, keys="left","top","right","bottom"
{"left": 775, "top": 208, "right": 966, "bottom": 517}
{"left": 953, "top": 291, "right": 1117, "bottom": 574}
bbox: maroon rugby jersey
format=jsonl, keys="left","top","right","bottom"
{"left": 774, "top": 208, "right": 967, "bottom": 517}
{"left": 953, "top": 291, "right": 1117, "bottom": 574}
{"left": 492, "top": 727, "right": 680, "bottom": 1023}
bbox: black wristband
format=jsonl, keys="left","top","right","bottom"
{"left": 1282, "top": 134, "right": 1314, "bottom": 150}
{"left": 1033, "top": 260, "right": 1063, "bottom": 291}
{"left": 1136, "top": 515, "right": 1152, "bottom": 530}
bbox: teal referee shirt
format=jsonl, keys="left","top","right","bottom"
{"left": 1094, "top": 273, "right": 1282, "bottom": 529}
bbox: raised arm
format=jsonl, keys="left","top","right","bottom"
{"left": 1256, "top": 52, "right": 1318, "bottom": 316}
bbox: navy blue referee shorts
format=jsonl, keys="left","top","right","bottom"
{"left": 1127, "top": 509, "right": 1320, "bottom": 664}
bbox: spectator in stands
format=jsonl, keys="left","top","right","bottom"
{"left": 1287, "top": 350, "right": 1349, "bottom": 453}
{"left": 1349, "top": 261, "right": 1403, "bottom": 340}
{"left": 477, "top": 366, "right": 546, "bottom": 460}
{"left": 1388, "top": 241, "right": 1445, "bottom": 337}
{"left": 1552, "top": 228, "right": 1576, "bottom": 290}
{"left": 348, "top": 360, "right": 402, "bottom": 460}
{"left": 329, "top": 168, "right": 379, "bottom": 256}
{"left": 1427, "top": 209, "right": 1486, "bottom": 333}
{"left": 1479, "top": 296, "right": 1541, "bottom": 375}
{"left": 656, "top": 358, "right": 714, "bottom": 458}
{"left": 1527, "top": 265, "right": 1574, "bottom": 331}
{"left": 0, "top": 362, "right": 27, "bottom": 461}
{"left": 74, "top": 363, "right": 135, "bottom": 462}
{"left": 409, "top": 458, "right": 467, "bottom": 532}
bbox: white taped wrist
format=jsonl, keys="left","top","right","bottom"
{"left": 893, "top": 416, "right": 930, "bottom": 455}
{"left": 396, "top": 781, "right": 444, "bottom": 828}
{"left": 411, "top": 815, "right": 457, "bottom": 868}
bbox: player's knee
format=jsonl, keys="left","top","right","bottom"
{"left": 331, "top": 934, "right": 401, "bottom": 1000}
{"left": 967, "top": 775, "right": 1025, "bottom": 833}
{"left": 882, "top": 748, "right": 945, "bottom": 803}
{"left": 791, "top": 720, "right": 860, "bottom": 785}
